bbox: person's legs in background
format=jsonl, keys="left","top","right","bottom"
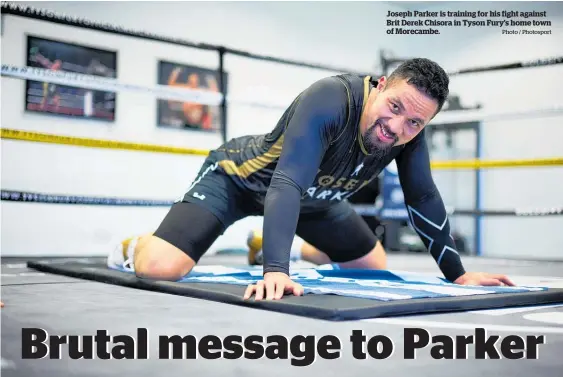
{"left": 247, "top": 229, "right": 387, "bottom": 268}
{"left": 295, "top": 202, "right": 387, "bottom": 270}
{"left": 247, "top": 177, "right": 386, "bottom": 268}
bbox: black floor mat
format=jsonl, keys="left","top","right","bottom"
{"left": 27, "top": 260, "right": 563, "bottom": 321}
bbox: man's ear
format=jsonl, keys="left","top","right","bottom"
{"left": 377, "top": 76, "right": 388, "bottom": 91}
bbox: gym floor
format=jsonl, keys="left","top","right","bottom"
{"left": 2, "top": 253, "right": 563, "bottom": 377}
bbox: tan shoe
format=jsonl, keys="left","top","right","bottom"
{"left": 246, "top": 230, "right": 263, "bottom": 265}
{"left": 107, "top": 237, "right": 137, "bottom": 271}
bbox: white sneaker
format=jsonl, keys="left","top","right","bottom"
{"left": 107, "top": 237, "right": 138, "bottom": 272}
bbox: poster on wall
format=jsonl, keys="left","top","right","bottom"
{"left": 157, "top": 60, "right": 226, "bottom": 132}
{"left": 25, "top": 36, "right": 118, "bottom": 122}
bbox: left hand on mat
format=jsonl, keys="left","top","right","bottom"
{"left": 454, "top": 271, "right": 515, "bottom": 286}
{"left": 243, "top": 272, "right": 304, "bottom": 301}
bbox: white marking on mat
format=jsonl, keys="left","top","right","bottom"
{"left": 192, "top": 266, "right": 249, "bottom": 274}
{"left": 5, "top": 263, "right": 26, "bottom": 268}
{"left": 523, "top": 312, "right": 563, "bottom": 326}
{"left": 19, "top": 272, "right": 46, "bottom": 277}
{"left": 469, "top": 304, "right": 563, "bottom": 316}
{"left": 309, "top": 288, "right": 411, "bottom": 300}
{"left": 364, "top": 318, "right": 563, "bottom": 334}
{"left": 510, "top": 275, "right": 563, "bottom": 288}
{"left": 0, "top": 274, "right": 17, "bottom": 277}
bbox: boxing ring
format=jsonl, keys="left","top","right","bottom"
{"left": 2, "top": 3, "right": 563, "bottom": 377}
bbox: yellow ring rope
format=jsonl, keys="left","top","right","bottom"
{"left": 1, "top": 128, "right": 209, "bottom": 156}
{"left": 2, "top": 129, "right": 562, "bottom": 169}
{"left": 431, "top": 158, "right": 563, "bottom": 169}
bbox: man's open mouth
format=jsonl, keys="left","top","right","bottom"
{"left": 376, "top": 123, "right": 395, "bottom": 143}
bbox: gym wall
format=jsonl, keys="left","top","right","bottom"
{"left": 430, "top": 1, "right": 563, "bottom": 259}
{"left": 1, "top": 2, "right": 401, "bottom": 257}
{"left": 2, "top": 2, "right": 562, "bottom": 260}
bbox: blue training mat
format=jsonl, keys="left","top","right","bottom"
{"left": 28, "top": 260, "right": 563, "bottom": 320}
{"left": 112, "top": 264, "right": 546, "bottom": 302}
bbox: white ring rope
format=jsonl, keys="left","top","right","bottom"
{"left": 1, "top": 64, "right": 289, "bottom": 110}
{"left": 434, "top": 105, "right": 563, "bottom": 123}
{"left": 3, "top": 64, "right": 562, "bottom": 118}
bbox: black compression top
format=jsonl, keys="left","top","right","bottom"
{"left": 210, "top": 74, "right": 466, "bottom": 282}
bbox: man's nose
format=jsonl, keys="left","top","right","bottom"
{"left": 387, "top": 118, "right": 404, "bottom": 137}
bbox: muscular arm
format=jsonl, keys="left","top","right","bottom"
{"left": 395, "top": 133, "right": 466, "bottom": 282}
{"left": 33, "top": 53, "right": 52, "bottom": 69}
{"left": 262, "top": 78, "right": 348, "bottom": 276}
{"left": 168, "top": 68, "right": 181, "bottom": 86}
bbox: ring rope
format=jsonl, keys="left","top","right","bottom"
{"left": 352, "top": 204, "right": 563, "bottom": 218}
{"left": 2, "top": 189, "right": 562, "bottom": 217}
{"left": 0, "top": 128, "right": 211, "bottom": 156}
{"left": 2, "top": 129, "right": 562, "bottom": 169}
{"left": 430, "top": 158, "right": 563, "bottom": 169}
{"left": 0, "top": 2, "right": 370, "bottom": 76}
{"left": 0, "top": 190, "right": 172, "bottom": 207}
{"left": 381, "top": 53, "right": 563, "bottom": 76}
{"left": 1, "top": 65, "right": 289, "bottom": 110}
{"left": 447, "top": 56, "right": 563, "bottom": 76}
{"left": 6, "top": 63, "right": 563, "bottom": 121}
{"left": 1, "top": 65, "right": 222, "bottom": 105}
{"left": 435, "top": 105, "right": 563, "bottom": 123}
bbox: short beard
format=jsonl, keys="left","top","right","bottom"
{"left": 362, "top": 122, "right": 397, "bottom": 158}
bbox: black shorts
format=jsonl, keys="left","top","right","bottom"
{"left": 154, "top": 157, "right": 378, "bottom": 263}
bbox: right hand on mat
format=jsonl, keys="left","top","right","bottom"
{"left": 454, "top": 272, "right": 515, "bottom": 286}
{"left": 243, "top": 272, "right": 304, "bottom": 301}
